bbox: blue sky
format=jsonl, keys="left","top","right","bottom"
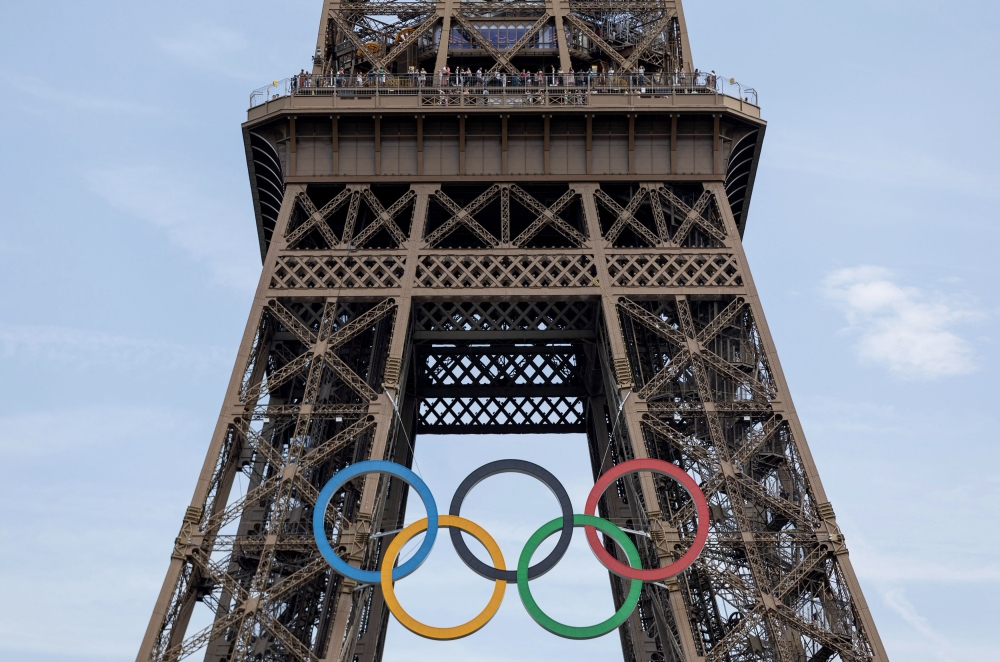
{"left": 0, "top": 1, "right": 997, "bottom": 660}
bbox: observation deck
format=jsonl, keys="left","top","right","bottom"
{"left": 248, "top": 71, "right": 760, "bottom": 121}
{"left": 242, "top": 69, "right": 765, "bottom": 258}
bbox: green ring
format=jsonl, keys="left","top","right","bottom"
{"left": 517, "top": 514, "right": 643, "bottom": 639}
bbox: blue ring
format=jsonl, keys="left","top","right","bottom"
{"left": 313, "top": 460, "right": 438, "bottom": 584}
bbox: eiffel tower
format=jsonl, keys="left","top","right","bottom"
{"left": 136, "top": 1, "right": 888, "bottom": 660}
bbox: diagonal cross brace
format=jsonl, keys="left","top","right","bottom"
{"left": 596, "top": 188, "right": 661, "bottom": 246}
{"left": 695, "top": 297, "right": 747, "bottom": 346}
{"left": 266, "top": 300, "right": 319, "bottom": 346}
{"left": 562, "top": 14, "right": 627, "bottom": 70}
{"left": 243, "top": 354, "right": 311, "bottom": 405}
{"left": 328, "top": 13, "right": 391, "bottom": 72}
{"left": 732, "top": 415, "right": 783, "bottom": 468}
{"left": 617, "top": 296, "right": 688, "bottom": 346}
{"left": 697, "top": 349, "right": 773, "bottom": 403}
{"left": 451, "top": 15, "right": 520, "bottom": 75}
{"left": 641, "top": 415, "right": 715, "bottom": 466}
{"left": 509, "top": 186, "right": 586, "bottom": 247}
{"left": 351, "top": 188, "right": 414, "bottom": 248}
{"left": 620, "top": 13, "right": 675, "bottom": 72}
{"left": 655, "top": 188, "right": 727, "bottom": 245}
{"left": 426, "top": 187, "right": 502, "bottom": 248}
{"left": 256, "top": 299, "right": 395, "bottom": 404}
{"left": 285, "top": 189, "right": 352, "bottom": 248}
{"left": 380, "top": 12, "right": 441, "bottom": 69}
{"left": 637, "top": 348, "right": 693, "bottom": 400}
{"left": 486, "top": 13, "right": 552, "bottom": 75}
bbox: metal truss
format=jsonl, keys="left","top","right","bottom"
{"left": 419, "top": 395, "right": 587, "bottom": 434}
{"left": 139, "top": 0, "right": 887, "bottom": 657}
{"left": 313, "top": 0, "right": 689, "bottom": 79}
{"left": 139, "top": 180, "right": 886, "bottom": 662}
{"left": 285, "top": 186, "right": 414, "bottom": 250}
{"left": 413, "top": 300, "right": 596, "bottom": 335}
{"left": 424, "top": 184, "right": 587, "bottom": 249}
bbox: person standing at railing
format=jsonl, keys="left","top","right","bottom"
{"left": 419, "top": 68, "right": 427, "bottom": 87}
{"left": 638, "top": 65, "right": 645, "bottom": 86}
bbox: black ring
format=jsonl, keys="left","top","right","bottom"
{"left": 449, "top": 459, "right": 574, "bottom": 583}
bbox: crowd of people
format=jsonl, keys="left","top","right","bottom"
{"left": 287, "top": 65, "right": 722, "bottom": 92}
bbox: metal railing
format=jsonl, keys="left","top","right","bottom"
{"left": 250, "top": 72, "right": 757, "bottom": 109}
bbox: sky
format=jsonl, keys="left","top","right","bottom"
{"left": 0, "top": 1, "right": 998, "bottom": 661}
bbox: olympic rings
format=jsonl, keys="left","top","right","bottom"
{"left": 382, "top": 515, "right": 506, "bottom": 640}
{"left": 313, "top": 460, "right": 438, "bottom": 584}
{"left": 584, "top": 458, "right": 710, "bottom": 581}
{"left": 449, "top": 459, "right": 574, "bottom": 583}
{"left": 518, "top": 514, "right": 642, "bottom": 639}
{"left": 312, "top": 457, "right": 709, "bottom": 640}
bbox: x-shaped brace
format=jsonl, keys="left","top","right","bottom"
{"left": 350, "top": 188, "right": 415, "bottom": 248}
{"left": 426, "top": 186, "right": 501, "bottom": 248}
{"left": 486, "top": 14, "right": 552, "bottom": 75}
{"left": 618, "top": 296, "right": 772, "bottom": 403}
{"left": 562, "top": 13, "right": 676, "bottom": 74}
{"left": 653, "top": 187, "right": 728, "bottom": 246}
{"left": 508, "top": 185, "right": 586, "bottom": 247}
{"left": 285, "top": 189, "right": 353, "bottom": 248}
{"left": 595, "top": 188, "right": 661, "bottom": 246}
{"left": 262, "top": 299, "right": 397, "bottom": 403}
{"left": 562, "top": 14, "right": 627, "bottom": 70}
{"left": 620, "top": 14, "right": 677, "bottom": 72}
{"left": 451, "top": 15, "right": 520, "bottom": 75}
{"left": 328, "top": 12, "right": 440, "bottom": 74}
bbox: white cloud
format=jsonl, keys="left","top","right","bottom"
{"left": 0, "top": 323, "right": 231, "bottom": 371}
{"left": 823, "top": 266, "right": 978, "bottom": 378}
{"left": 86, "top": 164, "right": 261, "bottom": 289}
{"left": 881, "top": 588, "right": 959, "bottom": 662}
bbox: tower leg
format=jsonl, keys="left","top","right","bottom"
{"left": 135, "top": 185, "right": 305, "bottom": 662}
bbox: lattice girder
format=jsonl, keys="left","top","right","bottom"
{"left": 419, "top": 395, "right": 586, "bottom": 434}
{"left": 414, "top": 300, "right": 597, "bottom": 335}
{"left": 143, "top": 22, "right": 888, "bottom": 657}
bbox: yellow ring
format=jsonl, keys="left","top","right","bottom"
{"left": 381, "top": 515, "right": 506, "bottom": 640}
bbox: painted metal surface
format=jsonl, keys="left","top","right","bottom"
{"left": 135, "top": 0, "right": 888, "bottom": 659}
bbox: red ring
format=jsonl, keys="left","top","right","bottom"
{"left": 585, "top": 458, "right": 709, "bottom": 581}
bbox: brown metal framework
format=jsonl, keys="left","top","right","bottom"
{"left": 137, "top": 2, "right": 888, "bottom": 661}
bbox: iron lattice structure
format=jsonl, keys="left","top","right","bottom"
{"left": 137, "top": 1, "right": 889, "bottom": 661}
